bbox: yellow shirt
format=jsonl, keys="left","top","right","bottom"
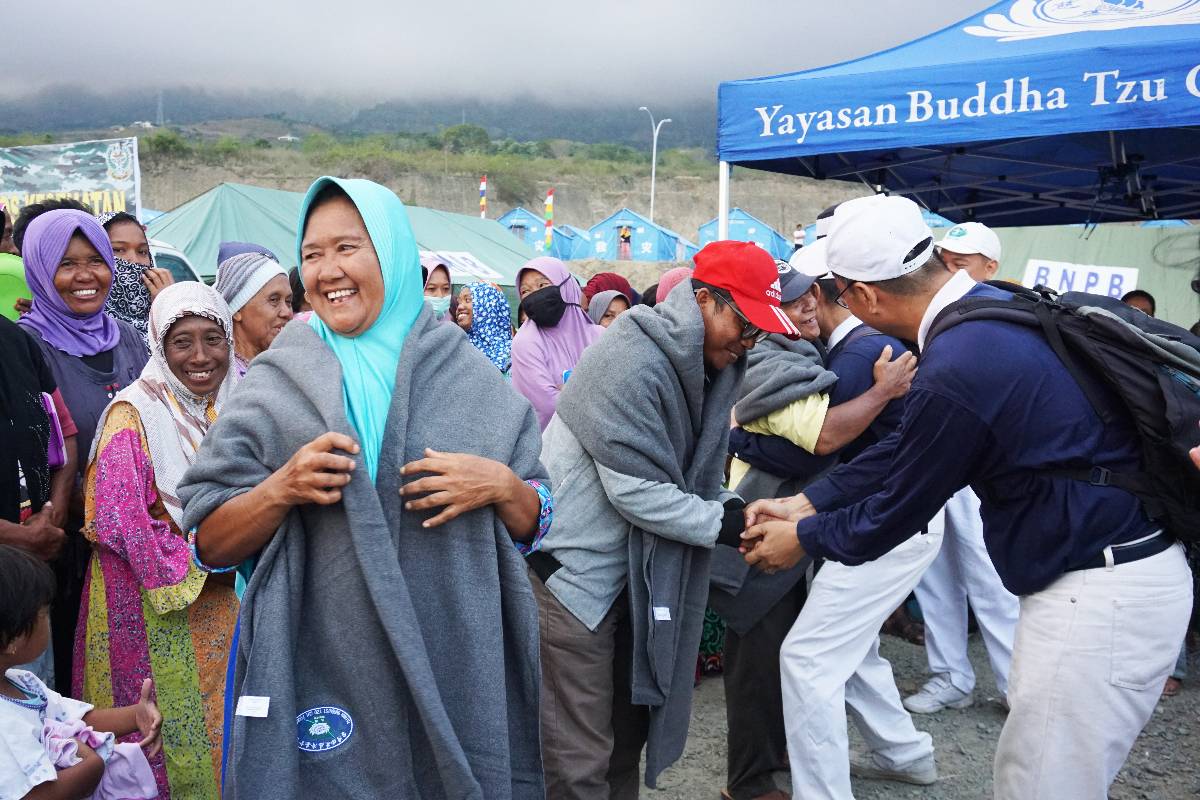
{"left": 728, "top": 393, "right": 831, "bottom": 489}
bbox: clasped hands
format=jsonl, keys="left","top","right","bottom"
{"left": 738, "top": 493, "right": 817, "bottom": 574}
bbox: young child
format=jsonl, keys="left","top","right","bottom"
{"left": 0, "top": 544, "right": 161, "bottom": 800}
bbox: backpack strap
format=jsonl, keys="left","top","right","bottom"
{"left": 826, "top": 323, "right": 883, "bottom": 363}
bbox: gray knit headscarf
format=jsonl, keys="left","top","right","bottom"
{"left": 588, "top": 289, "right": 625, "bottom": 325}
{"left": 215, "top": 252, "right": 288, "bottom": 313}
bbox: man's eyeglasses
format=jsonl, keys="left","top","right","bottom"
{"left": 713, "top": 292, "right": 769, "bottom": 344}
{"left": 833, "top": 280, "right": 857, "bottom": 310}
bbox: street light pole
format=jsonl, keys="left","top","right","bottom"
{"left": 639, "top": 106, "right": 671, "bottom": 224}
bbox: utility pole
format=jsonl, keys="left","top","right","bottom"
{"left": 638, "top": 107, "right": 671, "bottom": 224}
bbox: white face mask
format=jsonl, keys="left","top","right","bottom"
{"left": 425, "top": 295, "right": 451, "bottom": 318}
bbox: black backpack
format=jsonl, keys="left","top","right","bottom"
{"left": 927, "top": 281, "right": 1200, "bottom": 543}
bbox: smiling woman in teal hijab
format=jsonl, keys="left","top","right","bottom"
{"left": 181, "top": 177, "right": 554, "bottom": 798}
{"left": 300, "top": 177, "right": 425, "bottom": 480}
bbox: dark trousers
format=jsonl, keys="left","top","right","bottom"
{"left": 723, "top": 580, "right": 808, "bottom": 799}
{"left": 531, "top": 570, "right": 649, "bottom": 800}
{"left": 51, "top": 529, "right": 89, "bottom": 696}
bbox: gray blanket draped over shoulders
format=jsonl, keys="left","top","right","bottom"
{"left": 711, "top": 335, "right": 837, "bottom": 634}
{"left": 179, "top": 310, "right": 545, "bottom": 800}
{"left": 554, "top": 281, "right": 745, "bottom": 788}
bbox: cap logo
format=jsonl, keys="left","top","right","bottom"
{"left": 948, "top": 226, "right": 968, "bottom": 238}
{"left": 765, "top": 278, "right": 782, "bottom": 302}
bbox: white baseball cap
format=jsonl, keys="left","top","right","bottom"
{"left": 813, "top": 204, "right": 840, "bottom": 239}
{"left": 825, "top": 195, "right": 934, "bottom": 283}
{"left": 790, "top": 237, "right": 831, "bottom": 279}
{"left": 937, "top": 222, "right": 1002, "bottom": 261}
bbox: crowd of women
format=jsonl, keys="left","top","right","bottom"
{"left": 1, "top": 178, "right": 1195, "bottom": 800}
{"left": 0, "top": 180, "right": 708, "bottom": 800}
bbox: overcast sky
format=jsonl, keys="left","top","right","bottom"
{"left": 6, "top": 1, "right": 996, "bottom": 103}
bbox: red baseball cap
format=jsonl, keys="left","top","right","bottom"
{"left": 692, "top": 241, "right": 801, "bottom": 339}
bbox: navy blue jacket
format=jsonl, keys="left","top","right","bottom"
{"left": 799, "top": 284, "right": 1157, "bottom": 596}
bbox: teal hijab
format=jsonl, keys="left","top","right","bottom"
{"left": 298, "top": 177, "right": 424, "bottom": 481}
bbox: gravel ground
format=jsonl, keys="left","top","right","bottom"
{"left": 645, "top": 634, "right": 1199, "bottom": 799}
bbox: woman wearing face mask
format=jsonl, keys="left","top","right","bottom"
{"left": 422, "top": 257, "right": 453, "bottom": 320}
{"left": 181, "top": 177, "right": 549, "bottom": 799}
{"left": 98, "top": 211, "right": 175, "bottom": 340}
{"left": 74, "top": 282, "right": 239, "bottom": 800}
{"left": 18, "top": 209, "right": 149, "bottom": 695}
{"left": 511, "top": 256, "right": 601, "bottom": 430}
{"left": 456, "top": 281, "right": 513, "bottom": 375}
{"left": 215, "top": 252, "right": 294, "bottom": 378}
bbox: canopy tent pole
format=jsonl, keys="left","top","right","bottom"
{"left": 718, "top": 160, "right": 731, "bottom": 240}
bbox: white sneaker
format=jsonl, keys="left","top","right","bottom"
{"left": 850, "top": 752, "right": 937, "bottom": 786}
{"left": 903, "top": 674, "right": 973, "bottom": 714}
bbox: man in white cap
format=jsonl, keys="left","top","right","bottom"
{"left": 741, "top": 195, "right": 1192, "bottom": 799}
{"left": 903, "top": 220, "right": 1021, "bottom": 716}
{"left": 935, "top": 221, "right": 1001, "bottom": 281}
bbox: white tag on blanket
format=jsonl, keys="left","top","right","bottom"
{"left": 653, "top": 606, "right": 672, "bottom": 622}
{"left": 236, "top": 695, "right": 270, "bottom": 718}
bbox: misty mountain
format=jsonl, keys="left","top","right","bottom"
{"left": 0, "top": 86, "right": 716, "bottom": 149}
{"left": 349, "top": 97, "right": 716, "bottom": 148}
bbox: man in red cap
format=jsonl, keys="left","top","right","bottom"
{"left": 527, "top": 241, "right": 797, "bottom": 799}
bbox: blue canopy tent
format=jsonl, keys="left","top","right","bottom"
{"left": 497, "top": 207, "right": 547, "bottom": 251}
{"left": 699, "top": 208, "right": 792, "bottom": 258}
{"left": 716, "top": 1, "right": 1200, "bottom": 229}
{"left": 589, "top": 208, "right": 694, "bottom": 262}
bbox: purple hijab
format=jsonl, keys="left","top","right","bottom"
{"left": 18, "top": 209, "right": 120, "bottom": 357}
{"left": 511, "top": 256, "right": 601, "bottom": 429}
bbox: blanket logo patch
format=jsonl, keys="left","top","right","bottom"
{"left": 296, "top": 706, "right": 354, "bottom": 753}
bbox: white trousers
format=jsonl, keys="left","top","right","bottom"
{"left": 781, "top": 529, "right": 943, "bottom": 800}
{"left": 914, "top": 487, "right": 1019, "bottom": 695}
{"left": 994, "top": 543, "right": 1193, "bottom": 799}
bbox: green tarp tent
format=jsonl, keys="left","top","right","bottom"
{"left": 147, "top": 182, "right": 537, "bottom": 286}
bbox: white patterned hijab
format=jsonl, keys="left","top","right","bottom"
{"left": 89, "top": 282, "right": 238, "bottom": 527}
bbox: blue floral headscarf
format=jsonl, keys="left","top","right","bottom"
{"left": 464, "top": 282, "right": 512, "bottom": 374}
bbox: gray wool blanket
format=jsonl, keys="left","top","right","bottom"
{"left": 179, "top": 310, "right": 545, "bottom": 800}
{"left": 733, "top": 334, "right": 836, "bottom": 426}
{"left": 711, "top": 334, "right": 837, "bottom": 635}
{"left": 554, "top": 280, "right": 744, "bottom": 788}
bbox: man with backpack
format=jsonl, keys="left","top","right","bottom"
{"left": 741, "top": 194, "right": 1195, "bottom": 800}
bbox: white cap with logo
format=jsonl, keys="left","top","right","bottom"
{"left": 937, "top": 221, "right": 1002, "bottom": 261}
{"left": 790, "top": 237, "right": 831, "bottom": 279}
{"left": 825, "top": 195, "right": 934, "bottom": 283}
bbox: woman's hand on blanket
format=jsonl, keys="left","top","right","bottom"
{"left": 134, "top": 679, "right": 163, "bottom": 757}
{"left": 400, "top": 449, "right": 522, "bottom": 528}
{"left": 741, "top": 519, "right": 806, "bottom": 574}
{"left": 743, "top": 494, "right": 815, "bottom": 527}
{"left": 269, "top": 432, "right": 360, "bottom": 507}
{"left": 872, "top": 345, "right": 917, "bottom": 400}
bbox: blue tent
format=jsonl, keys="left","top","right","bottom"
{"left": 550, "top": 224, "right": 594, "bottom": 260}
{"left": 497, "top": 207, "right": 548, "bottom": 252}
{"left": 717, "top": 1, "right": 1200, "bottom": 225}
{"left": 589, "top": 208, "right": 694, "bottom": 262}
{"left": 699, "top": 208, "right": 792, "bottom": 259}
